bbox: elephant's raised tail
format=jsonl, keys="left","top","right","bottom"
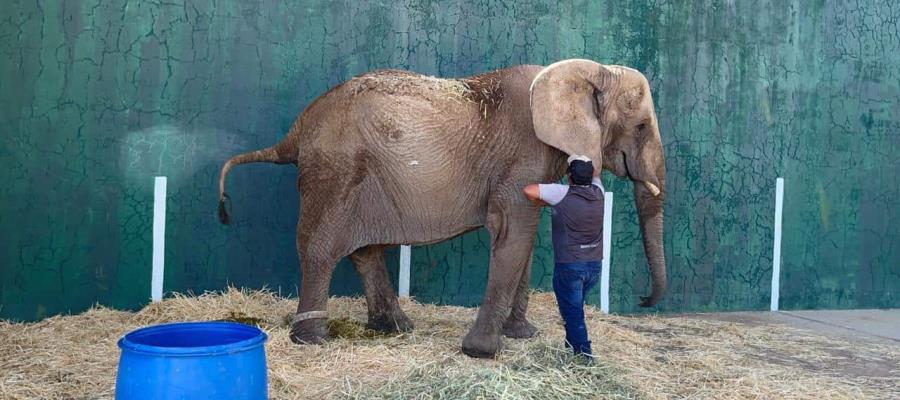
{"left": 218, "top": 138, "right": 297, "bottom": 225}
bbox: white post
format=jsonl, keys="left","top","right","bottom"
{"left": 398, "top": 245, "right": 411, "bottom": 298}
{"left": 770, "top": 178, "right": 784, "bottom": 311}
{"left": 151, "top": 177, "right": 167, "bottom": 303}
{"left": 600, "top": 192, "right": 614, "bottom": 313}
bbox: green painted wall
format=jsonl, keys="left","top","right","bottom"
{"left": 1, "top": 0, "right": 897, "bottom": 321}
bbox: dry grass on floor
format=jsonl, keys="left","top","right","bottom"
{"left": 1, "top": 288, "right": 898, "bottom": 399}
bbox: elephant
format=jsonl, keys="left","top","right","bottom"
{"left": 217, "top": 59, "right": 666, "bottom": 358}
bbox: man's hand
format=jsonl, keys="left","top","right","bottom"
{"left": 522, "top": 184, "right": 547, "bottom": 206}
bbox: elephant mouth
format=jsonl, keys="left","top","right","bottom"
{"left": 622, "top": 151, "right": 661, "bottom": 196}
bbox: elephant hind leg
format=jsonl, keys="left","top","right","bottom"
{"left": 349, "top": 246, "right": 413, "bottom": 333}
{"left": 502, "top": 250, "right": 539, "bottom": 339}
{"left": 290, "top": 243, "right": 339, "bottom": 344}
{"left": 290, "top": 203, "right": 354, "bottom": 344}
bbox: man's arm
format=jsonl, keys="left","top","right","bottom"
{"left": 523, "top": 184, "right": 546, "bottom": 206}
{"left": 591, "top": 175, "right": 605, "bottom": 192}
{"left": 523, "top": 183, "right": 568, "bottom": 206}
{"left": 592, "top": 168, "right": 605, "bottom": 192}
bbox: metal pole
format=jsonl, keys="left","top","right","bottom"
{"left": 771, "top": 178, "right": 784, "bottom": 311}
{"left": 151, "top": 177, "right": 167, "bottom": 303}
{"left": 399, "top": 245, "right": 411, "bottom": 298}
{"left": 600, "top": 192, "right": 614, "bottom": 313}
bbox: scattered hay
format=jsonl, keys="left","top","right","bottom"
{"left": 1, "top": 288, "right": 898, "bottom": 399}
{"left": 352, "top": 345, "right": 639, "bottom": 400}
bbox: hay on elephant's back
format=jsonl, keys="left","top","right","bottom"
{"left": 349, "top": 70, "right": 472, "bottom": 100}
{"left": 2, "top": 289, "right": 898, "bottom": 400}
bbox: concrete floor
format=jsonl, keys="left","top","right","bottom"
{"left": 675, "top": 308, "right": 900, "bottom": 381}
{"left": 778, "top": 309, "right": 900, "bottom": 343}
{"left": 688, "top": 308, "right": 900, "bottom": 346}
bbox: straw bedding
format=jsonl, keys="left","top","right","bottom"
{"left": 1, "top": 288, "right": 898, "bottom": 399}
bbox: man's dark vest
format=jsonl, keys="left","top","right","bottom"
{"left": 550, "top": 185, "right": 604, "bottom": 264}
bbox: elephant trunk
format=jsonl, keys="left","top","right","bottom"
{"left": 634, "top": 181, "right": 666, "bottom": 307}
{"left": 630, "top": 126, "right": 666, "bottom": 306}
{"left": 624, "top": 121, "right": 667, "bottom": 307}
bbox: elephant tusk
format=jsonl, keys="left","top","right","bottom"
{"left": 644, "top": 182, "right": 661, "bottom": 196}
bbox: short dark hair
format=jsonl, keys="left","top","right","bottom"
{"left": 568, "top": 159, "right": 594, "bottom": 185}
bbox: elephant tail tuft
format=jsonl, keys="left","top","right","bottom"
{"left": 217, "top": 138, "right": 297, "bottom": 225}
{"left": 218, "top": 193, "right": 231, "bottom": 225}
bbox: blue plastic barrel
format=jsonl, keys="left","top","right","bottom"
{"left": 116, "top": 321, "right": 268, "bottom": 400}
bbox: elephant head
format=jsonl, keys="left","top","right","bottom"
{"left": 530, "top": 59, "right": 667, "bottom": 307}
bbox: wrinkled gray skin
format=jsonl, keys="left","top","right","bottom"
{"left": 217, "top": 59, "right": 666, "bottom": 358}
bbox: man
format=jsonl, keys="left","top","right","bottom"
{"left": 523, "top": 155, "right": 604, "bottom": 358}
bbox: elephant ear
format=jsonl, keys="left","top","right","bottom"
{"left": 530, "top": 59, "right": 610, "bottom": 168}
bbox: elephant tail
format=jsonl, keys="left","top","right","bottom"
{"left": 218, "top": 137, "right": 297, "bottom": 225}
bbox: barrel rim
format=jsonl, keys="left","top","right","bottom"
{"left": 118, "top": 321, "right": 267, "bottom": 357}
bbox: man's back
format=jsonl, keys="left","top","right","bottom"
{"left": 551, "top": 185, "right": 604, "bottom": 263}
{"left": 539, "top": 177, "right": 605, "bottom": 264}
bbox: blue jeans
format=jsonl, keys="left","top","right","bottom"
{"left": 553, "top": 261, "right": 601, "bottom": 356}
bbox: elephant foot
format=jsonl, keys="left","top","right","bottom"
{"left": 502, "top": 318, "right": 539, "bottom": 339}
{"left": 462, "top": 328, "right": 503, "bottom": 358}
{"left": 289, "top": 316, "right": 329, "bottom": 345}
{"left": 367, "top": 310, "right": 414, "bottom": 333}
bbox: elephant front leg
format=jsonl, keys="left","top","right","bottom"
{"left": 502, "top": 250, "right": 539, "bottom": 339}
{"left": 462, "top": 202, "right": 539, "bottom": 358}
{"left": 349, "top": 246, "right": 413, "bottom": 333}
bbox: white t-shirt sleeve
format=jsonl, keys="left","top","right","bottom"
{"left": 537, "top": 184, "right": 569, "bottom": 206}
{"left": 591, "top": 176, "right": 606, "bottom": 193}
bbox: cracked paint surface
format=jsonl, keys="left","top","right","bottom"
{"left": 1, "top": 0, "right": 897, "bottom": 320}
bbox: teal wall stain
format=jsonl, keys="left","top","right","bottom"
{"left": 1, "top": 0, "right": 897, "bottom": 321}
